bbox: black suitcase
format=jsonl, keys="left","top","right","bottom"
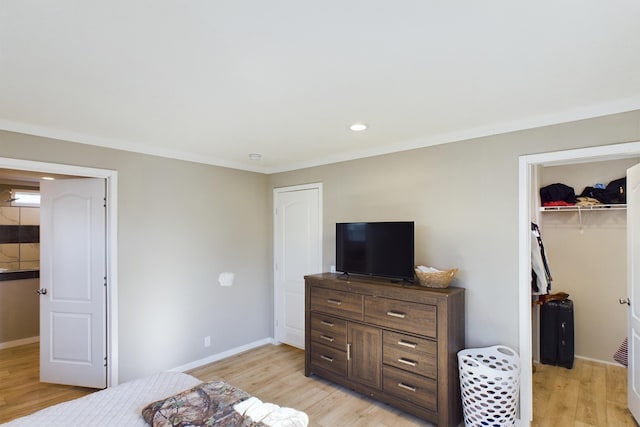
{"left": 540, "top": 299, "right": 575, "bottom": 369}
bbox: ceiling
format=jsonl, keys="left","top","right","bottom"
{"left": 1, "top": 1, "right": 640, "bottom": 174}
{"left": 0, "top": 169, "right": 79, "bottom": 185}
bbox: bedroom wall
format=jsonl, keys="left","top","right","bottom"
{"left": 268, "top": 110, "right": 640, "bottom": 352}
{"left": 538, "top": 158, "right": 638, "bottom": 363}
{"left": 0, "top": 130, "right": 271, "bottom": 382}
{"left": 3, "top": 109, "right": 640, "bottom": 382}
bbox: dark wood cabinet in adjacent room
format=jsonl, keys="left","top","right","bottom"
{"left": 305, "top": 273, "right": 465, "bottom": 426}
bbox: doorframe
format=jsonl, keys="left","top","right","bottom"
{"left": 0, "top": 156, "right": 118, "bottom": 387}
{"left": 273, "top": 182, "right": 323, "bottom": 345}
{"left": 518, "top": 141, "right": 640, "bottom": 424}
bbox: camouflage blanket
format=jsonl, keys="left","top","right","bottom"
{"left": 141, "top": 380, "right": 267, "bottom": 427}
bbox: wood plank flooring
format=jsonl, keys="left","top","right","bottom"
{"left": 532, "top": 359, "right": 637, "bottom": 426}
{"left": 0, "top": 343, "right": 96, "bottom": 423}
{"left": 187, "top": 343, "right": 429, "bottom": 427}
{"left": 1, "top": 342, "right": 638, "bottom": 426}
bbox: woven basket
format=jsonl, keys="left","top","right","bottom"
{"left": 414, "top": 268, "right": 457, "bottom": 288}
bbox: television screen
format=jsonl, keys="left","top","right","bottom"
{"left": 336, "top": 221, "right": 414, "bottom": 281}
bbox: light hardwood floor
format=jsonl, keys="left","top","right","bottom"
{"left": 532, "top": 359, "right": 637, "bottom": 426}
{"left": 1, "top": 342, "right": 638, "bottom": 426}
{"left": 187, "top": 343, "right": 429, "bottom": 426}
{"left": 0, "top": 343, "right": 95, "bottom": 423}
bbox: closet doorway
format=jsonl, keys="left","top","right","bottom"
{"left": 273, "top": 183, "right": 323, "bottom": 349}
{"left": 518, "top": 141, "right": 640, "bottom": 424}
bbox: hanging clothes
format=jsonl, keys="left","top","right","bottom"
{"left": 531, "top": 222, "right": 552, "bottom": 294}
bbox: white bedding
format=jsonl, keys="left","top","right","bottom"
{"left": 3, "top": 372, "right": 201, "bottom": 427}
{"left": 2, "top": 372, "right": 309, "bottom": 427}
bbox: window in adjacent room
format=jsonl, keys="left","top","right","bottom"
{"left": 11, "top": 189, "right": 40, "bottom": 207}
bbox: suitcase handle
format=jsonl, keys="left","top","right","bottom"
{"left": 561, "top": 322, "right": 566, "bottom": 346}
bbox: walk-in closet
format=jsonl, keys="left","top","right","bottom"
{"left": 533, "top": 157, "right": 639, "bottom": 365}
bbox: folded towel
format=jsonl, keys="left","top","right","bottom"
{"left": 416, "top": 265, "right": 440, "bottom": 273}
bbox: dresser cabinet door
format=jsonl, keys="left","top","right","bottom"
{"left": 347, "top": 323, "right": 382, "bottom": 389}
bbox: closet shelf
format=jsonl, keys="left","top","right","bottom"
{"left": 540, "top": 204, "right": 626, "bottom": 229}
{"left": 539, "top": 204, "right": 626, "bottom": 212}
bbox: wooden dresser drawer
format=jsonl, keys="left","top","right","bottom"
{"left": 383, "top": 365, "right": 437, "bottom": 411}
{"left": 310, "top": 287, "right": 363, "bottom": 320}
{"left": 365, "top": 296, "right": 436, "bottom": 338}
{"left": 383, "top": 331, "right": 437, "bottom": 379}
{"left": 310, "top": 313, "right": 347, "bottom": 350}
{"left": 310, "top": 342, "right": 347, "bottom": 377}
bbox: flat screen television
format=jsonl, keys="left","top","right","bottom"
{"left": 336, "top": 221, "right": 414, "bottom": 281}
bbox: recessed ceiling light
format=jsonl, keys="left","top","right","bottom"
{"left": 248, "top": 153, "right": 262, "bottom": 161}
{"left": 41, "top": 176, "right": 55, "bottom": 180}
{"left": 349, "top": 123, "right": 367, "bottom": 132}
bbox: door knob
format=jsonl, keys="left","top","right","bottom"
{"left": 619, "top": 297, "right": 630, "bottom": 306}
{"left": 36, "top": 288, "right": 47, "bottom": 295}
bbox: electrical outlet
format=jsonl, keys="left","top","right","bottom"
{"left": 204, "top": 336, "right": 211, "bottom": 348}
{"left": 330, "top": 265, "right": 336, "bottom": 273}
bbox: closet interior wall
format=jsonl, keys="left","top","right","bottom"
{"left": 536, "top": 158, "right": 639, "bottom": 364}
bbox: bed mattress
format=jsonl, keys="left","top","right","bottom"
{"left": 3, "top": 371, "right": 308, "bottom": 427}
{"left": 3, "top": 371, "right": 202, "bottom": 426}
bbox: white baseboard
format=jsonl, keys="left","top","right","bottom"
{"left": 575, "top": 354, "right": 626, "bottom": 368}
{"left": 169, "top": 337, "right": 277, "bottom": 373}
{"left": 533, "top": 354, "right": 625, "bottom": 368}
{"left": 0, "top": 336, "right": 39, "bottom": 350}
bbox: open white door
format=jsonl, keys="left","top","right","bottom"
{"left": 40, "top": 178, "right": 107, "bottom": 388}
{"left": 274, "top": 184, "right": 322, "bottom": 349}
{"left": 628, "top": 163, "right": 640, "bottom": 421}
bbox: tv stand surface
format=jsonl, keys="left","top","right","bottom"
{"left": 304, "top": 272, "right": 465, "bottom": 426}
{"left": 336, "top": 272, "right": 415, "bottom": 286}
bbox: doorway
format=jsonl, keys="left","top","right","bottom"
{"left": 0, "top": 157, "right": 118, "bottom": 387}
{"left": 273, "top": 183, "right": 323, "bottom": 349}
{"left": 518, "top": 141, "right": 640, "bottom": 424}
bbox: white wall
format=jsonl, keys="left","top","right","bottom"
{"left": 3, "top": 109, "right": 640, "bottom": 382}
{"left": 269, "top": 110, "right": 640, "bottom": 352}
{"left": 539, "top": 158, "right": 638, "bottom": 363}
{"left": 1, "top": 130, "right": 271, "bottom": 383}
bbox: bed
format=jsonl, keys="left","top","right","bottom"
{"left": 2, "top": 371, "right": 309, "bottom": 427}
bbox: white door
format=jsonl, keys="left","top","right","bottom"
{"left": 39, "top": 178, "right": 107, "bottom": 388}
{"left": 274, "top": 184, "right": 322, "bottom": 349}
{"left": 628, "top": 163, "right": 640, "bottom": 421}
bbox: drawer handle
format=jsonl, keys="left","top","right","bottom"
{"left": 347, "top": 343, "right": 351, "bottom": 361}
{"left": 320, "top": 335, "right": 335, "bottom": 343}
{"left": 320, "top": 355, "right": 334, "bottom": 363}
{"left": 327, "top": 299, "right": 343, "bottom": 306}
{"left": 386, "top": 311, "right": 406, "bottom": 319}
{"left": 398, "top": 357, "right": 417, "bottom": 367}
{"left": 320, "top": 320, "right": 335, "bottom": 327}
{"left": 398, "top": 340, "right": 417, "bottom": 349}
{"left": 397, "top": 382, "right": 417, "bottom": 393}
